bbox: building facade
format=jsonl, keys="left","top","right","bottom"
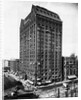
{"left": 64, "top": 54, "right": 78, "bottom": 80}
{"left": 15, "top": 59, "right": 20, "bottom": 72}
{"left": 9, "top": 59, "right": 20, "bottom": 73}
{"left": 3, "top": 60, "right": 10, "bottom": 72}
{"left": 62, "top": 57, "right": 64, "bottom": 81}
{"left": 10, "top": 60, "right": 16, "bottom": 72}
{"left": 20, "top": 5, "right": 62, "bottom": 84}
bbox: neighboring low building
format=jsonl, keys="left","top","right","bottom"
{"left": 10, "top": 59, "right": 16, "bottom": 72}
{"left": 64, "top": 54, "right": 78, "bottom": 80}
{"left": 9, "top": 59, "right": 20, "bottom": 73}
{"left": 3, "top": 60, "right": 10, "bottom": 72}
{"left": 62, "top": 57, "right": 64, "bottom": 81}
{"left": 15, "top": 59, "right": 20, "bottom": 72}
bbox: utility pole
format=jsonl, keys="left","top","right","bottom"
{"left": 65, "top": 84, "right": 68, "bottom": 97}
{"left": 71, "top": 81, "right": 73, "bottom": 97}
{"left": 57, "top": 88, "right": 60, "bottom": 98}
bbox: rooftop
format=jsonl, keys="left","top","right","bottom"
{"left": 25, "top": 5, "right": 61, "bottom": 22}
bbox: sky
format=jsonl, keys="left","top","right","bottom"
{"left": 2, "top": 1, "right": 78, "bottom": 59}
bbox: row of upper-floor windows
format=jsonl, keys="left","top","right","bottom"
{"left": 20, "top": 50, "right": 35, "bottom": 55}
{"left": 37, "top": 49, "right": 61, "bottom": 52}
{"left": 37, "top": 53, "right": 54, "bottom": 57}
{"left": 37, "top": 40, "right": 60, "bottom": 45}
{"left": 20, "top": 24, "right": 36, "bottom": 40}
{"left": 20, "top": 47, "right": 61, "bottom": 54}
{"left": 37, "top": 35, "right": 61, "bottom": 42}
{"left": 37, "top": 34, "right": 61, "bottom": 38}
{"left": 37, "top": 56, "right": 61, "bottom": 61}
{"left": 37, "top": 28, "right": 62, "bottom": 35}
{"left": 39, "top": 68, "right": 58, "bottom": 73}
{"left": 37, "top": 21, "right": 62, "bottom": 32}
{"left": 40, "top": 76, "right": 59, "bottom": 81}
{"left": 20, "top": 46, "right": 35, "bottom": 51}
{"left": 37, "top": 40, "right": 61, "bottom": 44}
{"left": 21, "top": 55, "right": 35, "bottom": 60}
{"left": 37, "top": 34, "right": 61, "bottom": 41}
{"left": 20, "top": 42, "right": 35, "bottom": 48}
{"left": 40, "top": 72, "right": 58, "bottom": 77}
{"left": 21, "top": 33, "right": 35, "bottom": 42}
{"left": 37, "top": 16, "right": 61, "bottom": 26}
{"left": 37, "top": 57, "right": 60, "bottom": 61}
{"left": 37, "top": 46, "right": 61, "bottom": 51}
{"left": 66, "top": 68, "right": 77, "bottom": 75}
{"left": 20, "top": 51, "right": 61, "bottom": 57}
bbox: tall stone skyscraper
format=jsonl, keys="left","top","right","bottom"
{"left": 20, "top": 5, "right": 62, "bottom": 85}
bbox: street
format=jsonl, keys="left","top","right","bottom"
{"left": 36, "top": 83, "right": 78, "bottom": 98}
{"left": 4, "top": 72, "right": 78, "bottom": 98}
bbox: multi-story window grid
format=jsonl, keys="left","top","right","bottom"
{"left": 64, "top": 56, "right": 78, "bottom": 79}
{"left": 20, "top": 5, "right": 62, "bottom": 85}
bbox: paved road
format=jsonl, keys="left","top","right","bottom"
{"left": 7, "top": 73, "right": 78, "bottom": 98}
{"left": 36, "top": 82, "right": 78, "bottom": 98}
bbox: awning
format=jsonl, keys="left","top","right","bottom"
{"left": 68, "top": 75, "right": 77, "bottom": 80}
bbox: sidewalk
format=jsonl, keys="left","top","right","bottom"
{"left": 8, "top": 73, "right": 78, "bottom": 90}
{"left": 37, "top": 78, "right": 78, "bottom": 89}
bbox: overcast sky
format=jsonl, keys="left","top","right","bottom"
{"left": 2, "top": 1, "right": 78, "bottom": 59}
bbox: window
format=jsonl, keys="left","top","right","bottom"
{"left": 36, "top": 8, "right": 39, "bottom": 11}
